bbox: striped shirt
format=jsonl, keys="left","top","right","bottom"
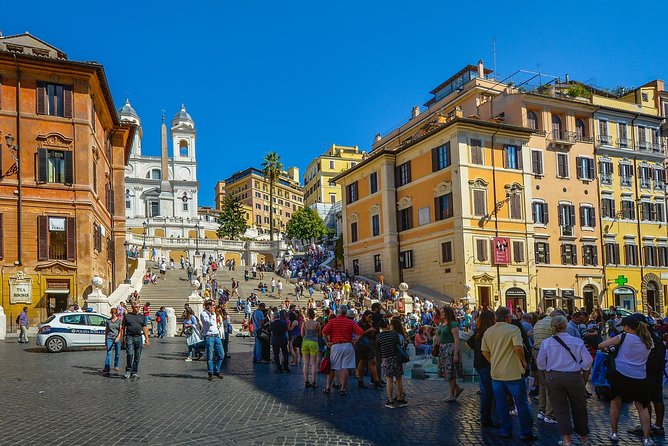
{"left": 532, "top": 316, "right": 552, "bottom": 349}
{"left": 322, "top": 315, "right": 364, "bottom": 343}
{"left": 376, "top": 330, "right": 400, "bottom": 359}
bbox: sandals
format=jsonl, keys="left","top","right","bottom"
{"left": 340, "top": 390, "right": 347, "bottom": 396}
{"left": 323, "top": 387, "right": 331, "bottom": 394}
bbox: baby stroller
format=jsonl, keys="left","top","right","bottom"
{"left": 591, "top": 350, "right": 611, "bottom": 401}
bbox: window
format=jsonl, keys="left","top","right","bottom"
{"left": 532, "top": 201, "right": 549, "bottom": 225}
{"left": 473, "top": 190, "right": 487, "bottom": 216}
{"left": 599, "top": 160, "right": 613, "bottom": 185}
{"left": 278, "top": 199, "right": 284, "bottom": 205}
{"left": 561, "top": 244, "right": 577, "bottom": 265}
{"left": 148, "top": 169, "right": 161, "bottom": 180}
{"left": 557, "top": 153, "right": 569, "bottom": 178}
{"left": 346, "top": 182, "right": 358, "bottom": 203}
{"left": 621, "top": 199, "right": 635, "bottom": 219}
{"left": 264, "top": 205, "right": 269, "bottom": 211}
{"left": 92, "top": 161, "right": 98, "bottom": 194}
{"left": 182, "top": 202, "right": 188, "bottom": 211}
{"left": 285, "top": 212, "right": 290, "bottom": 218}
{"left": 373, "top": 254, "right": 382, "bottom": 273}
{"left": 256, "top": 215, "right": 261, "bottom": 225}
{"left": 470, "top": 139, "right": 483, "bottom": 165}
{"left": 644, "top": 246, "right": 658, "bottom": 267}
{"left": 371, "top": 214, "right": 380, "bottom": 237}
{"left": 36, "top": 82, "right": 72, "bottom": 118}
{"left": 638, "top": 125, "right": 648, "bottom": 148}
{"left": 442, "top": 241, "right": 453, "bottom": 263}
{"left": 37, "top": 149, "right": 73, "bottom": 184}
{"left": 396, "top": 162, "right": 412, "bottom": 187}
{"left": 329, "top": 194, "right": 336, "bottom": 204}
{"left": 329, "top": 160, "right": 335, "bottom": 169}
{"left": 432, "top": 142, "right": 451, "bottom": 171}
{"left": 504, "top": 145, "right": 522, "bottom": 169}
{"left": 512, "top": 241, "right": 524, "bottom": 263}
{"left": 87, "top": 314, "right": 106, "bottom": 327}
{"left": 582, "top": 245, "right": 598, "bottom": 266}
{"left": 256, "top": 203, "right": 261, "bottom": 209}
{"left": 575, "top": 118, "right": 586, "bottom": 140}
{"left": 149, "top": 201, "right": 160, "bottom": 217}
{"left": 125, "top": 199, "right": 131, "bottom": 209}
{"left": 639, "top": 166, "right": 652, "bottom": 189}
{"left": 604, "top": 243, "right": 620, "bottom": 265}
{"left": 598, "top": 120, "right": 610, "bottom": 144}
{"left": 576, "top": 157, "right": 595, "bottom": 180}
{"left": 551, "top": 114, "right": 563, "bottom": 139}
{"left": 435, "top": 193, "right": 453, "bottom": 220}
{"left": 350, "top": 222, "right": 358, "bottom": 243}
{"left": 624, "top": 244, "right": 639, "bottom": 266}
{"left": 653, "top": 168, "right": 666, "bottom": 191}
{"left": 655, "top": 202, "right": 665, "bottom": 223}
{"left": 509, "top": 194, "right": 522, "bottom": 220}
{"left": 369, "top": 172, "right": 378, "bottom": 194}
{"left": 61, "top": 314, "right": 86, "bottom": 325}
{"left": 527, "top": 110, "right": 538, "bottom": 130}
{"left": 535, "top": 241, "right": 550, "bottom": 264}
{"left": 580, "top": 206, "right": 596, "bottom": 228}
{"left": 264, "top": 217, "right": 269, "bottom": 224}
{"left": 398, "top": 207, "right": 413, "bottom": 231}
{"left": 93, "top": 222, "right": 102, "bottom": 252}
{"left": 352, "top": 259, "right": 360, "bottom": 275}
{"left": 558, "top": 204, "right": 576, "bottom": 229}
{"left": 601, "top": 197, "right": 615, "bottom": 218}
{"left": 620, "top": 163, "right": 633, "bottom": 186}
{"left": 658, "top": 246, "right": 668, "bottom": 267}
{"left": 400, "top": 250, "right": 413, "bottom": 269}
{"left": 618, "top": 123, "right": 629, "bottom": 147}
{"left": 255, "top": 192, "right": 261, "bottom": 198}
{"left": 531, "top": 150, "right": 543, "bottom": 175}
{"left": 476, "top": 239, "right": 488, "bottom": 262}
{"left": 37, "top": 216, "right": 75, "bottom": 261}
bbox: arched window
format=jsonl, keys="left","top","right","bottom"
{"left": 552, "top": 114, "right": 562, "bottom": 138}
{"left": 179, "top": 140, "right": 188, "bottom": 157}
{"left": 527, "top": 110, "right": 538, "bottom": 130}
{"left": 576, "top": 118, "right": 586, "bottom": 140}
{"left": 146, "top": 169, "right": 161, "bottom": 180}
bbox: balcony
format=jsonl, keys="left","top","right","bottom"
{"left": 548, "top": 129, "right": 577, "bottom": 145}
{"left": 620, "top": 175, "right": 633, "bottom": 187}
{"left": 600, "top": 173, "right": 613, "bottom": 185}
{"left": 640, "top": 178, "right": 652, "bottom": 189}
{"left": 655, "top": 181, "right": 666, "bottom": 191}
{"left": 617, "top": 138, "right": 631, "bottom": 149}
{"left": 560, "top": 225, "right": 575, "bottom": 237}
{"left": 597, "top": 135, "right": 612, "bottom": 146}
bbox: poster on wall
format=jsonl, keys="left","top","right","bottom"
{"left": 9, "top": 271, "right": 33, "bottom": 304}
{"left": 493, "top": 237, "right": 511, "bottom": 265}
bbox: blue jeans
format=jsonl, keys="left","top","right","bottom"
{"left": 205, "top": 335, "right": 224, "bottom": 374}
{"left": 416, "top": 344, "right": 432, "bottom": 356}
{"left": 254, "top": 335, "right": 263, "bottom": 362}
{"left": 492, "top": 378, "right": 533, "bottom": 438}
{"left": 157, "top": 323, "right": 166, "bottom": 338}
{"left": 125, "top": 335, "right": 143, "bottom": 374}
{"left": 476, "top": 366, "right": 494, "bottom": 424}
{"left": 223, "top": 332, "right": 230, "bottom": 356}
{"left": 104, "top": 338, "right": 121, "bottom": 371}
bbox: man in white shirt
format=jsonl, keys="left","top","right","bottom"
{"left": 200, "top": 301, "right": 224, "bottom": 381}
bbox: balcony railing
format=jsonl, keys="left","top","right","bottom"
{"left": 549, "top": 129, "right": 577, "bottom": 144}
{"left": 597, "top": 135, "right": 612, "bottom": 146}
{"left": 561, "top": 225, "right": 574, "bottom": 237}
{"left": 640, "top": 178, "right": 652, "bottom": 189}
{"left": 49, "top": 245, "right": 67, "bottom": 260}
{"left": 655, "top": 181, "right": 666, "bottom": 191}
{"left": 617, "top": 138, "right": 631, "bottom": 148}
{"left": 620, "top": 176, "right": 633, "bottom": 187}
{"left": 600, "top": 173, "right": 613, "bottom": 185}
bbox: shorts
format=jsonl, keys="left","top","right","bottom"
{"left": 301, "top": 339, "right": 319, "bottom": 356}
{"left": 330, "top": 343, "right": 356, "bottom": 370}
{"left": 610, "top": 371, "right": 650, "bottom": 406}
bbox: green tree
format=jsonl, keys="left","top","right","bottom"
{"left": 261, "top": 152, "right": 283, "bottom": 241}
{"left": 285, "top": 207, "right": 328, "bottom": 243}
{"left": 334, "top": 236, "right": 344, "bottom": 268}
{"left": 216, "top": 196, "right": 248, "bottom": 240}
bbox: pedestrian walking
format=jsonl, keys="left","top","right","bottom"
{"left": 481, "top": 306, "right": 536, "bottom": 441}
{"left": 119, "top": 303, "right": 150, "bottom": 379}
{"left": 183, "top": 309, "right": 203, "bottom": 361}
{"left": 271, "top": 310, "right": 290, "bottom": 373}
{"left": 376, "top": 318, "right": 407, "bottom": 408}
{"left": 536, "top": 315, "right": 592, "bottom": 446}
{"left": 155, "top": 306, "right": 168, "bottom": 338}
{"left": 17, "top": 306, "right": 29, "bottom": 343}
{"left": 466, "top": 310, "right": 496, "bottom": 427}
{"left": 599, "top": 313, "right": 655, "bottom": 445}
{"left": 301, "top": 308, "right": 321, "bottom": 388}
{"left": 201, "top": 301, "right": 224, "bottom": 381}
{"left": 252, "top": 303, "right": 269, "bottom": 363}
{"left": 533, "top": 309, "right": 563, "bottom": 424}
{"left": 437, "top": 306, "right": 464, "bottom": 402}
{"left": 103, "top": 307, "right": 122, "bottom": 374}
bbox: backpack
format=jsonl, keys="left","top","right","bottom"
{"left": 16, "top": 314, "right": 21, "bottom": 324}
{"left": 647, "top": 327, "right": 667, "bottom": 377}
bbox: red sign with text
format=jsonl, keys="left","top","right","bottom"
{"left": 493, "top": 237, "right": 511, "bottom": 265}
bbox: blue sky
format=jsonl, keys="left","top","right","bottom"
{"left": 6, "top": 0, "right": 667, "bottom": 205}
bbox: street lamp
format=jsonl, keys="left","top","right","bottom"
{"left": 142, "top": 220, "right": 147, "bottom": 250}
{"left": 123, "top": 240, "right": 131, "bottom": 284}
{"left": 194, "top": 221, "right": 201, "bottom": 256}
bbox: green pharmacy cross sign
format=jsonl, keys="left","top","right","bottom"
{"left": 614, "top": 275, "right": 628, "bottom": 287}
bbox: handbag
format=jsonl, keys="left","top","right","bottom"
{"left": 605, "top": 332, "right": 626, "bottom": 381}
{"left": 396, "top": 343, "right": 410, "bottom": 364}
{"left": 319, "top": 348, "right": 331, "bottom": 374}
{"left": 186, "top": 328, "right": 202, "bottom": 346}
{"left": 259, "top": 329, "right": 270, "bottom": 342}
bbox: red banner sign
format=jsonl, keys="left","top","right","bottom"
{"left": 493, "top": 237, "right": 511, "bottom": 265}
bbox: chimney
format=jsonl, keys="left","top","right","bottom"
{"left": 411, "top": 106, "right": 420, "bottom": 118}
{"left": 477, "top": 59, "right": 485, "bottom": 78}
{"left": 565, "top": 73, "right": 570, "bottom": 83}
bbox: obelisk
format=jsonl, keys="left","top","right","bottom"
{"left": 158, "top": 112, "right": 174, "bottom": 217}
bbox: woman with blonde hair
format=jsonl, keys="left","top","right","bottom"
{"left": 599, "top": 314, "right": 654, "bottom": 445}
{"left": 537, "top": 315, "right": 593, "bottom": 446}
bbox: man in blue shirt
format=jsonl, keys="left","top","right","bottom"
{"left": 567, "top": 312, "right": 585, "bottom": 338}
{"left": 18, "top": 307, "right": 29, "bottom": 343}
{"left": 252, "top": 303, "right": 268, "bottom": 363}
{"left": 155, "top": 307, "right": 168, "bottom": 339}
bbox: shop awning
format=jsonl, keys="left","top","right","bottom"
{"left": 45, "top": 289, "right": 70, "bottom": 294}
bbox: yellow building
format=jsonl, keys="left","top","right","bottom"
{"left": 221, "top": 166, "right": 303, "bottom": 235}
{"left": 214, "top": 180, "right": 226, "bottom": 210}
{"left": 303, "top": 144, "right": 364, "bottom": 207}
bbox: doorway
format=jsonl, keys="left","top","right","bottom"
{"left": 48, "top": 293, "right": 69, "bottom": 315}
{"left": 583, "top": 285, "right": 597, "bottom": 314}
{"left": 505, "top": 287, "right": 527, "bottom": 313}
{"left": 646, "top": 281, "right": 659, "bottom": 313}
{"left": 477, "top": 286, "right": 491, "bottom": 309}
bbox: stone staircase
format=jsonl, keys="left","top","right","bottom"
{"left": 136, "top": 267, "right": 196, "bottom": 316}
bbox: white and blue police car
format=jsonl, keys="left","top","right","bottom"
{"left": 36, "top": 312, "right": 109, "bottom": 353}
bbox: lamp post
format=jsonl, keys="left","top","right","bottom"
{"left": 194, "top": 221, "right": 201, "bottom": 256}
{"left": 142, "top": 220, "right": 147, "bottom": 250}
{"left": 123, "top": 240, "right": 131, "bottom": 284}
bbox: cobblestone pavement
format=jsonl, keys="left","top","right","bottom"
{"left": 0, "top": 336, "right": 664, "bottom": 446}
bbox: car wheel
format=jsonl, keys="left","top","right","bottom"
{"left": 46, "top": 336, "right": 66, "bottom": 353}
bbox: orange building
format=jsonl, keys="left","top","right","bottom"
{"left": 0, "top": 34, "right": 133, "bottom": 324}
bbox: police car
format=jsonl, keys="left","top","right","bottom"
{"left": 36, "top": 312, "right": 109, "bottom": 353}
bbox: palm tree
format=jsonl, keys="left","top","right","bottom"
{"left": 261, "top": 152, "right": 283, "bottom": 241}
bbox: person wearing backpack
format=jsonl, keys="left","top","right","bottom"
{"left": 599, "top": 314, "right": 654, "bottom": 445}
{"left": 627, "top": 317, "right": 666, "bottom": 437}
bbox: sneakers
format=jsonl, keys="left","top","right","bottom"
{"left": 131, "top": 374, "right": 140, "bottom": 379}
{"left": 643, "top": 439, "right": 655, "bottom": 446}
{"left": 543, "top": 416, "right": 557, "bottom": 424}
{"left": 384, "top": 400, "right": 396, "bottom": 409}
{"left": 652, "top": 425, "right": 665, "bottom": 435}
{"left": 537, "top": 411, "right": 545, "bottom": 420}
{"left": 395, "top": 399, "right": 408, "bottom": 407}
{"left": 609, "top": 432, "right": 619, "bottom": 441}
{"left": 124, "top": 372, "right": 131, "bottom": 379}
{"left": 185, "top": 357, "right": 193, "bottom": 362}
{"left": 509, "top": 408, "right": 518, "bottom": 416}
{"left": 454, "top": 386, "right": 464, "bottom": 399}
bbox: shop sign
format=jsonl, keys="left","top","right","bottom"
{"left": 506, "top": 287, "right": 526, "bottom": 297}
{"left": 49, "top": 217, "right": 66, "bottom": 231}
{"left": 542, "top": 288, "right": 557, "bottom": 299}
{"left": 561, "top": 288, "right": 575, "bottom": 299}
{"left": 9, "top": 271, "right": 33, "bottom": 304}
{"left": 493, "top": 237, "right": 511, "bottom": 265}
